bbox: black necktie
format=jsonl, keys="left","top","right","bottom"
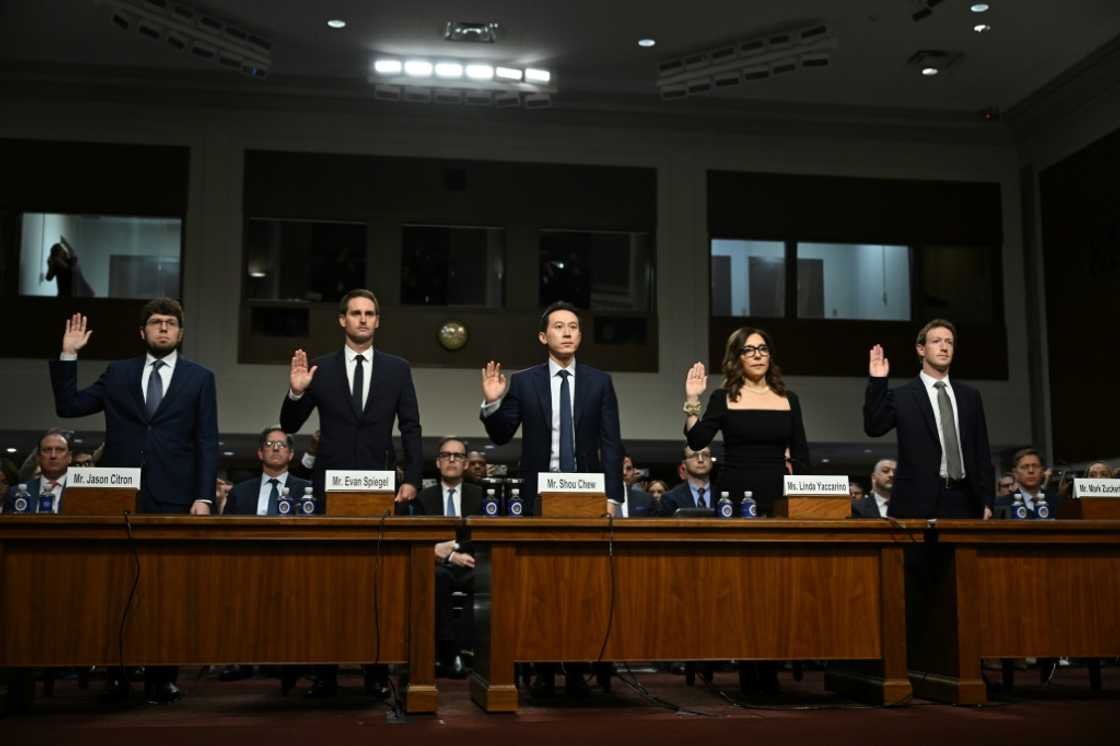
{"left": 146, "top": 359, "right": 164, "bottom": 418}
{"left": 558, "top": 369, "right": 576, "bottom": 472}
{"left": 352, "top": 354, "right": 365, "bottom": 413}
{"left": 266, "top": 478, "right": 281, "bottom": 515}
{"left": 696, "top": 486, "right": 707, "bottom": 509}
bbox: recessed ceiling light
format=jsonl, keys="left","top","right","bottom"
{"left": 638, "top": 38, "right": 656, "bottom": 48}
{"left": 970, "top": 3, "right": 990, "bottom": 12}
{"left": 524, "top": 68, "right": 551, "bottom": 83}
{"left": 404, "top": 60, "right": 434, "bottom": 77}
{"left": 974, "top": 23, "right": 991, "bottom": 32}
{"left": 434, "top": 62, "right": 464, "bottom": 79}
{"left": 5, "top": 447, "right": 16, "bottom": 453}
{"left": 222, "top": 450, "right": 235, "bottom": 457}
{"left": 821, "top": 458, "right": 831, "bottom": 463}
{"left": 326, "top": 19, "right": 346, "bottom": 29}
{"left": 374, "top": 58, "right": 402, "bottom": 75}
{"left": 495, "top": 66, "right": 523, "bottom": 81}
{"left": 465, "top": 64, "right": 495, "bottom": 80}
{"left": 921, "top": 66, "right": 940, "bottom": 76}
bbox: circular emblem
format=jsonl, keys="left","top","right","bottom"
{"left": 437, "top": 320, "right": 469, "bottom": 351}
{"left": 484, "top": 501, "right": 499, "bottom": 516}
{"left": 278, "top": 500, "right": 292, "bottom": 515}
{"left": 743, "top": 503, "right": 757, "bottom": 517}
{"left": 509, "top": 500, "right": 523, "bottom": 516}
{"left": 1015, "top": 505, "right": 1028, "bottom": 519}
{"left": 13, "top": 496, "right": 29, "bottom": 513}
{"left": 300, "top": 499, "right": 316, "bottom": 515}
{"left": 719, "top": 502, "right": 734, "bottom": 518}
{"left": 1036, "top": 504, "right": 1050, "bottom": 519}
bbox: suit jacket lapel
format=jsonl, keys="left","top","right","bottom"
{"left": 573, "top": 362, "right": 591, "bottom": 431}
{"left": 361, "top": 350, "right": 379, "bottom": 420}
{"left": 910, "top": 378, "right": 941, "bottom": 448}
{"left": 334, "top": 349, "right": 360, "bottom": 421}
{"left": 534, "top": 364, "right": 552, "bottom": 427}
{"left": 151, "top": 356, "right": 186, "bottom": 419}
{"left": 129, "top": 357, "right": 148, "bottom": 419}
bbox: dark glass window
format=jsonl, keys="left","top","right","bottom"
{"left": 400, "top": 225, "right": 504, "bottom": 307}
{"left": 244, "top": 219, "right": 366, "bottom": 302}
{"left": 539, "top": 230, "right": 653, "bottom": 311}
{"left": 917, "top": 245, "right": 998, "bottom": 323}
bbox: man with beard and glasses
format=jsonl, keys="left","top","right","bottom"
{"left": 49, "top": 298, "right": 218, "bottom": 705}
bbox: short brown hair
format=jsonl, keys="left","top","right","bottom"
{"left": 1011, "top": 448, "right": 1042, "bottom": 468}
{"left": 339, "top": 289, "right": 379, "bottom": 316}
{"left": 140, "top": 297, "right": 184, "bottom": 327}
{"left": 916, "top": 318, "right": 957, "bottom": 347}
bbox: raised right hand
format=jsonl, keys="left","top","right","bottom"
{"left": 685, "top": 361, "right": 707, "bottom": 400}
{"left": 481, "top": 361, "right": 507, "bottom": 403}
{"left": 869, "top": 344, "right": 890, "bottom": 378}
{"left": 290, "top": 349, "right": 318, "bottom": 395}
{"left": 62, "top": 313, "right": 92, "bottom": 355}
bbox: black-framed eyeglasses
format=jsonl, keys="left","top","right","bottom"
{"left": 263, "top": 440, "right": 290, "bottom": 450}
{"left": 739, "top": 345, "right": 770, "bottom": 358}
{"left": 439, "top": 451, "right": 467, "bottom": 462}
{"left": 145, "top": 318, "right": 180, "bottom": 329}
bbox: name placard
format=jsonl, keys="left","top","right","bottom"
{"left": 537, "top": 472, "right": 606, "bottom": 493}
{"left": 66, "top": 467, "right": 142, "bottom": 489}
{"left": 325, "top": 470, "right": 395, "bottom": 492}
{"left": 783, "top": 475, "right": 850, "bottom": 497}
{"left": 1073, "top": 478, "right": 1120, "bottom": 499}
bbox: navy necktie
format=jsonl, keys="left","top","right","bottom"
{"left": 446, "top": 487, "right": 457, "bottom": 517}
{"left": 146, "top": 359, "right": 164, "bottom": 418}
{"left": 352, "top": 354, "right": 365, "bottom": 413}
{"left": 267, "top": 478, "right": 281, "bottom": 515}
{"left": 558, "top": 369, "right": 576, "bottom": 472}
{"left": 696, "top": 486, "right": 707, "bottom": 509}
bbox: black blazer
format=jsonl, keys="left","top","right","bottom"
{"left": 412, "top": 482, "right": 485, "bottom": 518}
{"left": 659, "top": 481, "right": 715, "bottom": 516}
{"left": 481, "top": 361, "right": 623, "bottom": 512}
{"left": 623, "top": 486, "right": 656, "bottom": 517}
{"left": 864, "top": 376, "right": 994, "bottom": 518}
{"left": 223, "top": 473, "right": 313, "bottom": 515}
{"left": 50, "top": 356, "right": 218, "bottom": 512}
{"left": 279, "top": 349, "right": 422, "bottom": 498}
{"left": 851, "top": 495, "right": 886, "bottom": 519}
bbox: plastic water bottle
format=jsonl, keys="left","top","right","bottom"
{"left": 1034, "top": 494, "right": 1052, "bottom": 520}
{"left": 717, "top": 491, "right": 734, "bottom": 518}
{"left": 12, "top": 484, "right": 32, "bottom": 514}
{"left": 1010, "top": 491, "right": 1029, "bottom": 520}
{"left": 507, "top": 487, "right": 525, "bottom": 517}
{"left": 277, "top": 486, "right": 293, "bottom": 515}
{"left": 483, "top": 488, "right": 501, "bottom": 516}
{"left": 37, "top": 487, "right": 55, "bottom": 514}
{"left": 299, "top": 486, "right": 317, "bottom": 516}
{"left": 739, "top": 491, "right": 758, "bottom": 518}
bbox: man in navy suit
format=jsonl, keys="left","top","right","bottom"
{"left": 224, "top": 427, "right": 312, "bottom": 516}
{"left": 480, "top": 301, "right": 623, "bottom": 517}
{"left": 863, "top": 319, "right": 994, "bottom": 519}
{"left": 279, "top": 288, "right": 421, "bottom": 699}
{"left": 49, "top": 298, "right": 219, "bottom": 704}
{"left": 3, "top": 430, "right": 72, "bottom": 514}
{"left": 480, "top": 301, "right": 623, "bottom": 698}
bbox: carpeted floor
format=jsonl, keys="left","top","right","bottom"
{"left": 3, "top": 664, "right": 1117, "bottom": 745}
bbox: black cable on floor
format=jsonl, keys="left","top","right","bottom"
{"left": 118, "top": 511, "right": 141, "bottom": 677}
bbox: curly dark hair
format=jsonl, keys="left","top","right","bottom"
{"left": 719, "top": 326, "right": 788, "bottom": 401}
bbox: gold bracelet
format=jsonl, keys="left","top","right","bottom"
{"left": 682, "top": 400, "right": 702, "bottom": 416}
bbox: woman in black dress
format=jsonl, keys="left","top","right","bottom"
{"left": 684, "top": 326, "right": 810, "bottom": 516}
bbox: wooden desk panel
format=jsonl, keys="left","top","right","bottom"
{"left": 467, "top": 518, "right": 920, "bottom": 712}
{"left": 0, "top": 516, "right": 456, "bottom": 713}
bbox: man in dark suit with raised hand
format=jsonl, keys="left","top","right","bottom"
{"left": 49, "top": 298, "right": 219, "bottom": 704}
{"left": 863, "top": 319, "right": 994, "bottom": 519}
{"left": 480, "top": 300, "right": 623, "bottom": 698}
{"left": 278, "top": 288, "right": 421, "bottom": 698}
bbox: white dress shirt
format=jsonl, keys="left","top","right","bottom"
{"left": 256, "top": 471, "right": 290, "bottom": 516}
{"left": 919, "top": 371, "right": 966, "bottom": 479}
{"left": 141, "top": 350, "right": 177, "bottom": 404}
{"left": 872, "top": 490, "right": 890, "bottom": 518}
{"left": 440, "top": 480, "right": 464, "bottom": 517}
{"left": 38, "top": 472, "right": 69, "bottom": 514}
{"left": 289, "top": 346, "right": 373, "bottom": 407}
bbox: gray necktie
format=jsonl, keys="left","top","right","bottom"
{"left": 146, "top": 360, "right": 164, "bottom": 418}
{"left": 934, "top": 381, "right": 964, "bottom": 480}
{"left": 446, "top": 487, "right": 457, "bottom": 517}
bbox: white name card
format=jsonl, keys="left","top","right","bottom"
{"left": 538, "top": 472, "right": 606, "bottom": 493}
{"left": 1073, "top": 478, "right": 1120, "bottom": 499}
{"left": 783, "top": 475, "right": 850, "bottom": 497}
{"left": 325, "top": 470, "right": 396, "bottom": 492}
{"left": 66, "top": 467, "right": 142, "bottom": 489}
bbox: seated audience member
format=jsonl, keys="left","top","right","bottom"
{"left": 1086, "top": 462, "right": 1114, "bottom": 479}
{"left": 646, "top": 480, "right": 669, "bottom": 501}
{"left": 849, "top": 481, "right": 865, "bottom": 501}
{"left": 214, "top": 476, "right": 233, "bottom": 514}
{"left": 224, "top": 428, "right": 312, "bottom": 515}
{"left": 411, "top": 437, "right": 483, "bottom": 678}
{"left": 71, "top": 451, "right": 94, "bottom": 467}
{"left": 464, "top": 450, "right": 488, "bottom": 484}
{"left": 0, "top": 462, "right": 18, "bottom": 512}
{"left": 852, "top": 459, "right": 895, "bottom": 518}
{"left": 660, "top": 446, "right": 716, "bottom": 514}
{"left": 621, "top": 453, "right": 655, "bottom": 517}
{"left": 4, "top": 430, "right": 72, "bottom": 514}
{"left": 288, "top": 430, "right": 319, "bottom": 480}
{"left": 1007, "top": 448, "right": 1062, "bottom": 516}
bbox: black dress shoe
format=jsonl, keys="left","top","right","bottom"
{"left": 99, "top": 678, "right": 132, "bottom": 704}
{"left": 564, "top": 675, "right": 591, "bottom": 698}
{"left": 219, "top": 665, "right": 254, "bottom": 682}
{"left": 529, "top": 675, "right": 556, "bottom": 698}
{"left": 304, "top": 679, "right": 338, "bottom": 699}
{"left": 144, "top": 681, "right": 182, "bottom": 705}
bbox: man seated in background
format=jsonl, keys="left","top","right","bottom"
{"left": 849, "top": 481, "right": 865, "bottom": 501}
{"left": 71, "top": 451, "right": 94, "bottom": 467}
{"left": 620, "top": 453, "right": 655, "bottom": 517}
{"left": 411, "top": 437, "right": 482, "bottom": 678}
{"left": 224, "top": 428, "right": 311, "bottom": 515}
{"left": 3, "top": 429, "right": 72, "bottom": 514}
{"left": 464, "top": 450, "right": 488, "bottom": 484}
{"left": 214, "top": 475, "right": 233, "bottom": 514}
{"left": 660, "top": 446, "right": 715, "bottom": 514}
{"left": 1006, "top": 448, "right": 1062, "bottom": 517}
{"left": 852, "top": 459, "right": 895, "bottom": 519}
{"left": 1086, "top": 462, "right": 1114, "bottom": 479}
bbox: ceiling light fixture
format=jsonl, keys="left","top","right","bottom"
{"left": 404, "top": 59, "right": 434, "bottom": 77}
{"left": 524, "top": 68, "right": 551, "bottom": 83}
{"left": 374, "top": 58, "right": 402, "bottom": 75}
{"left": 326, "top": 19, "right": 346, "bottom": 29}
{"left": 974, "top": 23, "right": 991, "bottom": 32}
{"left": 371, "top": 54, "right": 552, "bottom": 109}
{"left": 495, "top": 66, "right": 523, "bottom": 81}
{"left": 435, "top": 62, "right": 464, "bottom": 78}
{"left": 638, "top": 38, "right": 656, "bottom": 48}
{"left": 445, "top": 21, "right": 501, "bottom": 43}
{"left": 970, "top": 3, "right": 990, "bottom": 12}
{"left": 4, "top": 447, "right": 16, "bottom": 454}
{"left": 921, "top": 66, "right": 940, "bottom": 76}
{"left": 465, "top": 64, "right": 495, "bottom": 80}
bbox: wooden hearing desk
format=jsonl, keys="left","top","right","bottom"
{"left": 0, "top": 515, "right": 458, "bottom": 713}
{"left": 466, "top": 517, "right": 924, "bottom": 712}
{"left": 905, "top": 519, "right": 1120, "bottom": 705}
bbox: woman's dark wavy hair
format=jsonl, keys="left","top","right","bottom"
{"left": 720, "top": 326, "right": 788, "bottom": 401}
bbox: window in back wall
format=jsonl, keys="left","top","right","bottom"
{"left": 539, "top": 229, "right": 653, "bottom": 311}
{"left": 400, "top": 224, "right": 504, "bottom": 307}
{"left": 244, "top": 218, "right": 367, "bottom": 303}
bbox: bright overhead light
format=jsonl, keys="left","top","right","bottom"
{"left": 222, "top": 450, "right": 235, "bottom": 457}
{"left": 524, "top": 68, "right": 551, "bottom": 83}
{"left": 374, "top": 58, "right": 402, "bottom": 75}
{"left": 404, "top": 59, "right": 433, "bottom": 77}
{"left": 921, "top": 66, "right": 940, "bottom": 76}
{"left": 970, "top": 3, "right": 990, "bottom": 12}
{"left": 435, "top": 62, "right": 464, "bottom": 78}
{"left": 974, "top": 23, "right": 991, "bottom": 32}
{"left": 5, "top": 447, "right": 16, "bottom": 453}
{"left": 326, "top": 19, "right": 346, "bottom": 29}
{"left": 638, "top": 38, "right": 656, "bottom": 48}
{"left": 465, "top": 63, "right": 495, "bottom": 80}
{"left": 495, "top": 66, "right": 522, "bottom": 81}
